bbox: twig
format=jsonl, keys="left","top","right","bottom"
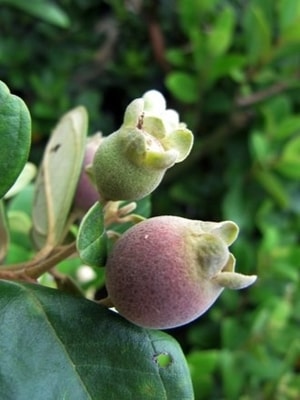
{"left": 0, "top": 241, "right": 78, "bottom": 280}
{"left": 235, "top": 81, "right": 290, "bottom": 107}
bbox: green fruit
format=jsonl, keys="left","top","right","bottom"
{"left": 92, "top": 128, "right": 170, "bottom": 201}
{"left": 105, "top": 216, "right": 257, "bottom": 329}
{"left": 92, "top": 90, "right": 193, "bottom": 201}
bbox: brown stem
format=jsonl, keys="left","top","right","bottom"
{"left": 0, "top": 241, "right": 78, "bottom": 281}
{"left": 26, "top": 241, "right": 77, "bottom": 279}
{"left": 235, "top": 81, "right": 290, "bottom": 107}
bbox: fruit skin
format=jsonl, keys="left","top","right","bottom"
{"left": 74, "top": 134, "right": 101, "bottom": 211}
{"left": 92, "top": 128, "right": 167, "bottom": 201}
{"left": 105, "top": 216, "right": 257, "bottom": 329}
{"left": 92, "top": 90, "right": 193, "bottom": 201}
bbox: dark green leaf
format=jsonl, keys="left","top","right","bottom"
{"left": 77, "top": 202, "right": 107, "bottom": 267}
{"left": 0, "top": 280, "right": 194, "bottom": 400}
{"left": 0, "top": 80, "right": 31, "bottom": 198}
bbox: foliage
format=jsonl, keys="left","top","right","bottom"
{"left": 1, "top": 0, "right": 300, "bottom": 399}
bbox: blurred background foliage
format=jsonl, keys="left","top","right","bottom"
{"left": 1, "top": 0, "right": 300, "bottom": 398}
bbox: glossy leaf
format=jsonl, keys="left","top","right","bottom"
{"left": 32, "top": 106, "right": 88, "bottom": 249}
{"left": 0, "top": 80, "right": 31, "bottom": 199}
{"left": 76, "top": 202, "right": 107, "bottom": 267}
{"left": 0, "top": 280, "right": 194, "bottom": 400}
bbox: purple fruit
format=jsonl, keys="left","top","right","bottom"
{"left": 74, "top": 134, "right": 102, "bottom": 211}
{"left": 105, "top": 216, "right": 257, "bottom": 329}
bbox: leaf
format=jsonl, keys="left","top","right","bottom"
{"left": 0, "top": 280, "right": 194, "bottom": 400}
{"left": 165, "top": 72, "right": 198, "bottom": 104}
{"left": 187, "top": 350, "right": 219, "bottom": 399}
{"left": 273, "top": 115, "right": 300, "bottom": 140}
{"left": 275, "top": 136, "right": 300, "bottom": 179}
{"left": 0, "top": 200, "right": 9, "bottom": 262}
{"left": 254, "top": 169, "right": 289, "bottom": 208}
{"left": 0, "top": 0, "right": 70, "bottom": 28}
{"left": 32, "top": 106, "right": 88, "bottom": 249}
{"left": 4, "top": 162, "right": 36, "bottom": 199}
{"left": 243, "top": 3, "right": 272, "bottom": 63}
{"left": 249, "top": 130, "right": 270, "bottom": 165}
{"left": 207, "top": 7, "right": 235, "bottom": 56}
{"left": 0, "top": 80, "right": 31, "bottom": 199}
{"left": 77, "top": 202, "right": 107, "bottom": 267}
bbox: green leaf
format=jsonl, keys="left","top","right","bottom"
{"left": 278, "top": 0, "right": 300, "bottom": 42}
{"left": 4, "top": 162, "right": 36, "bottom": 199}
{"left": 254, "top": 169, "right": 289, "bottom": 208}
{"left": 77, "top": 202, "right": 107, "bottom": 267}
{"left": 165, "top": 72, "right": 198, "bottom": 104}
{"left": 207, "top": 7, "right": 235, "bottom": 56}
{"left": 209, "top": 54, "right": 246, "bottom": 82}
{"left": 274, "top": 116, "right": 300, "bottom": 140}
{"left": 243, "top": 3, "right": 272, "bottom": 63}
{"left": 0, "top": 200, "right": 9, "bottom": 262}
{"left": 0, "top": 0, "right": 70, "bottom": 28}
{"left": 32, "top": 106, "right": 88, "bottom": 249}
{"left": 0, "top": 280, "right": 194, "bottom": 400}
{"left": 249, "top": 130, "right": 270, "bottom": 165}
{"left": 187, "top": 350, "right": 218, "bottom": 399}
{"left": 0, "top": 80, "right": 31, "bottom": 199}
{"left": 275, "top": 136, "right": 300, "bottom": 179}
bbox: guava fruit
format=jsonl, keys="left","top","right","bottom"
{"left": 105, "top": 216, "right": 257, "bottom": 329}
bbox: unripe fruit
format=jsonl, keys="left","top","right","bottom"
{"left": 74, "top": 134, "right": 102, "bottom": 211}
{"left": 92, "top": 90, "right": 193, "bottom": 201}
{"left": 105, "top": 216, "right": 257, "bottom": 329}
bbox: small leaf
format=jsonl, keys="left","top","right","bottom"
{"left": 254, "top": 169, "right": 289, "bottom": 208}
{"left": 243, "top": 4, "right": 272, "bottom": 63}
{"left": 275, "top": 136, "right": 300, "bottom": 179}
{"left": 4, "top": 162, "right": 36, "bottom": 199}
{"left": 0, "top": 0, "right": 70, "bottom": 28}
{"left": 77, "top": 202, "right": 107, "bottom": 267}
{"left": 207, "top": 7, "right": 235, "bottom": 56}
{"left": 0, "top": 80, "right": 31, "bottom": 199}
{"left": 165, "top": 72, "right": 199, "bottom": 104}
{"left": 32, "top": 106, "right": 88, "bottom": 249}
{"left": 0, "top": 280, "right": 194, "bottom": 400}
{"left": 275, "top": 116, "right": 300, "bottom": 140}
{"left": 249, "top": 130, "right": 270, "bottom": 165}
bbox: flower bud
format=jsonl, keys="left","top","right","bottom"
{"left": 92, "top": 90, "right": 194, "bottom": 201}
{"left": 105, "top": 216, "right": 257, "bottom": 329}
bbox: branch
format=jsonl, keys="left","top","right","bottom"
{"left": 235, "top": 81, "right": 290, "bottom": 107}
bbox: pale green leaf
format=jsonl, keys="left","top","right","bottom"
{"left": 32, "top": 106, "right": 88, "bottom": 249}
